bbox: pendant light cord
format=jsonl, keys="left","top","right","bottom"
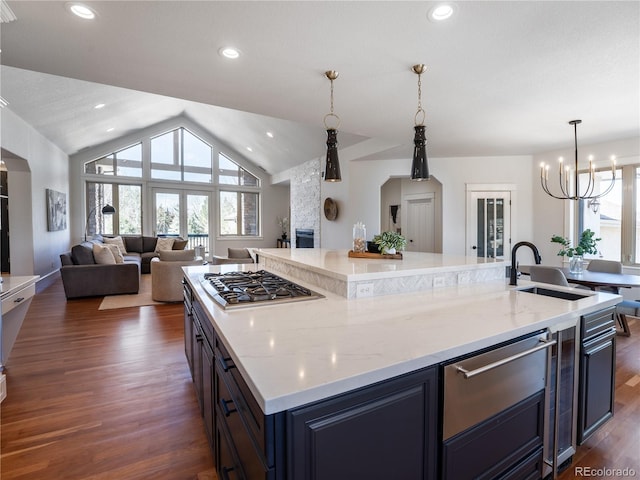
{"left": 414, "top": 66, "right": 426, "bottom": 126}
{"left": 324, "top": 71, "right": 340, "bottom": 129}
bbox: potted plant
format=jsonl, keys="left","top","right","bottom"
{"left": 372, "top": 231, "right": 407, "bottom": 255}
{"left": 551, "top": 229, "right": 600, "bottom": 273}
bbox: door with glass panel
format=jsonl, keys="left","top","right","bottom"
{"left": 152, "top": 189, "right": 210, "bottom": 256}
{"left": 466, "top": 192, "right": 511, "bottom": 259}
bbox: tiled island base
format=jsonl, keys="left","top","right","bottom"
{"left": 258, "top": 248, "right": 506, "bottom": 299}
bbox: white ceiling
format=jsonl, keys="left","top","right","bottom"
{"left": 1, "top": 1, "right": 638, "bottom": 175}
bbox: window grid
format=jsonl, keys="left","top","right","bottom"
{"left": 83, "top": 126, "right": 261, "bottom": 239}
{"left": 578, "top": 164, "right": 640, "bottom": 265}
{"left": 84, "top": 143, "right": 142, "bottom": 177}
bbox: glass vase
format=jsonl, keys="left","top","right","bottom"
{"left": 353, "top": 222, "right": 366, "bottom": 253}
{"left": 569, "top": 255, "right": 584, "bottom": 274}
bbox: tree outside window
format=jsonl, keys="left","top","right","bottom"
{"left": 220, "top": 191, "right": 259, "bottom": 236}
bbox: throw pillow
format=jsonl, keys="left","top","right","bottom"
{"left": 228, "top": 248, "right": 251, "bottom": 259}
{"left": 103, "top": 235, "right": 128, "bottom": 254}
{"left": 104, "top": 244, "right": 124, "bottom": 263}
{"left": 158, "top": 249, "right": 196, "bottom": 262}
{"left": 124, "top": 236, "right": 143, "bottom": 253}
{"left": 142, "top": 236, "right": 158, "bottom": 252}
{"left": 155, "top": 237, "right": 175, "bottom": 252}
{"left": 172, "top": 238, "right": 188, "bottom": 250}
{"left": 71, "top": 244, "right": 95, "bottom": 265}
{"left": 93, "top": 244, "right": 116, "bottom": 265}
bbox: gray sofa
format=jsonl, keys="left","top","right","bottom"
{"left": 98, "top": 235, "right": 188, "bottom": 274}
{"left": 59, "top": 235, "right": 187, "bottom": 299}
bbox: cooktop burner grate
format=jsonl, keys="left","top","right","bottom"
{"left": 200, "top": 270, "right": 324, "bottom": 309}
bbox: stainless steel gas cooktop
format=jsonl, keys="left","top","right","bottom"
{"left": 200, "top": 270, "right": 324, "bottom": 309}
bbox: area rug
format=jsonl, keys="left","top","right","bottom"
{"left": 98, "top": 275, "right": 164, "bottom": 310}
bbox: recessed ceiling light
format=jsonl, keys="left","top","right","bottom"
{"left": 266, "top": 131, "right": 274, "bottom": 138}
{"left": 428, "top": 3, "right": 456, "bottom": 22}
{"left": 67, "top": 2, "right": 96, "bottom": 20}
{"left": 219, "top": 47, "right": 240, "bottom": 59}
{"left": 106, "top": 127, "right": 115, "bottom": 132}
{"left": 246, "top": 146, "right": 253, "bottom": 152}
{"left": 94, "top": 103, "right": 105, "bottom": 109}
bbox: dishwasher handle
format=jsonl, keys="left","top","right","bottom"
{"left": 456, "top": 338, "right": 557, "bottom": 379}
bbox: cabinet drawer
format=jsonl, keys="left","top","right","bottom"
{"left": 442, "top": 390, "right": 545, "bottom": 480}
{"left": 216, "top": 362, "right": 272, "bottom": 480}
{"left": 215, "top": 336, "right": 269, "bottom": 457}
{"left": 193, "top": 299, "right": 214, "bottom": 343}
{"left": 500, "top": 447, "right": 544, "bottom": 480}
{"left": 217, "top": 417, "right": 246, "bottom": 480}
{"left": 2, "top": 283, "right": 35, "bottom": 315}
{"left": 582, "top": 307, "right": 615, "bottom": 341}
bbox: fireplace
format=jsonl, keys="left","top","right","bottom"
{"left": 295, "top": 229, "right": 314, "bottom": 248}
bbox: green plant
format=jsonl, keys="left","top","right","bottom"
{"left": 551, "top": 229, "right": 600, "bottom": 257}
{"left": 373, "top": 231, "right": 407, "bottom": 254}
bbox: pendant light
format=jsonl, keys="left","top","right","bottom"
{"left": 323, "top": 70, "right": 341, "bottom": 182}
{"left": 540, "top": 120, "right": 616, "bottom": 201}
{"left": 411, "top": 64, "right": 429, "bottom": 181}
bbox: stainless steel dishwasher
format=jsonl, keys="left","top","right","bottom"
{"left": 441, "top": 330, "right": 556, "bottom": 480}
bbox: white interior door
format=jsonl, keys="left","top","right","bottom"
{"left": 466, "top": 191, "right": 511, "bottom": 259}
{"left": 405, "top": 195, "right": 435, "bottom": 252}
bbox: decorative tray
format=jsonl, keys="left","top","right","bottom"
{"left": 348, "top": 250, "right": 403, "bottom": 260}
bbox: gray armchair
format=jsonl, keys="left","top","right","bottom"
{"left": 211, "top": 248, "right": 256, "bottom": 266}
{"left": 151, "top": 250, "right": 202, "bottom": 302}
{"left": 529, "top": 266, "right": 570, "bottom": 287}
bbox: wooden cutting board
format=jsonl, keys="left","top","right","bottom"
{"left": 348, "top": 250, "right": 403, "bottom": 260}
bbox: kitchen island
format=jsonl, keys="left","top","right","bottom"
{"left": 182, "top": 250, "right": 621, "bottom": 480}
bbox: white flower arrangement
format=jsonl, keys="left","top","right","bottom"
{"left": 277, "top": 216, "right": 289, "bottom": 236}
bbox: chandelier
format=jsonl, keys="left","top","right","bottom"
{"left": 540, "top": 120, "right": 616, "bottom": 201}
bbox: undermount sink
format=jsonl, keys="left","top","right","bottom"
{"left": 518, "top": 286, "right": 589, "bottom": 301}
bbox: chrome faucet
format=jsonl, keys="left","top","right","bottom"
{"left": 510, "top": 242, "right": 542, "bottom": 286}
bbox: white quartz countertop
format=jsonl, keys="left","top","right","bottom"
{"left": 184, "top": 262, "right": 620, "bottom": 415}
{"left": 256, "top": 248, "right": 505, "bottom": 281}
{"left": 0, "top": 275, "right": 39, "bottom": 298}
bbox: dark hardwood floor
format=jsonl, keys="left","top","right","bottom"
{"left": 558, "top": 315, "right": 640, "bottom": 480}
{"left": 1, "top": 276, "right": 638, "bottom": 479}
{"left": 0, "top": 276, "right": 215, "bottom": 480}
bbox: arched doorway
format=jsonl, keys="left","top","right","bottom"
{"left": 380, "top": 176, "right": 443, "bottom": 253}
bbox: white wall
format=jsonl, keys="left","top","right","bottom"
{"left": 279, "top": 153, "right": 535, "bottom": 255}
{"left": 1, "top": 108, "right": 69, "bottom": 277}
{"left": 320, "top": 156, "right": 349, "bottom": 249}
{"left": 380, "top": 178, "right": 402, "bottom": 233}
{"left": 349, "top": 154, "right": 535, "bottom": 255}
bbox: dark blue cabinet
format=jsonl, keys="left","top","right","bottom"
{"left": 287, "top": 368, "right": 438, "bottom": 480}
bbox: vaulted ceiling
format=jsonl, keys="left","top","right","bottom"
{"left": 1, "top": 1, "right": 638, "bottom": 175}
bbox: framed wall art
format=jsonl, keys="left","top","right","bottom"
{"left": 46, "top": 188, "right": 67, "bottom": 231}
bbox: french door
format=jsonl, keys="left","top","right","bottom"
{"left": 466, "top": 191, "right": 511, "bottom": 260}
{"left": 152, "top": 188, "right": 211, "bottom": 254}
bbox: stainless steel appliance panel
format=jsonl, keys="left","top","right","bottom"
{"left": 443, "top": 332, "right": 552, "bottom": 440}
